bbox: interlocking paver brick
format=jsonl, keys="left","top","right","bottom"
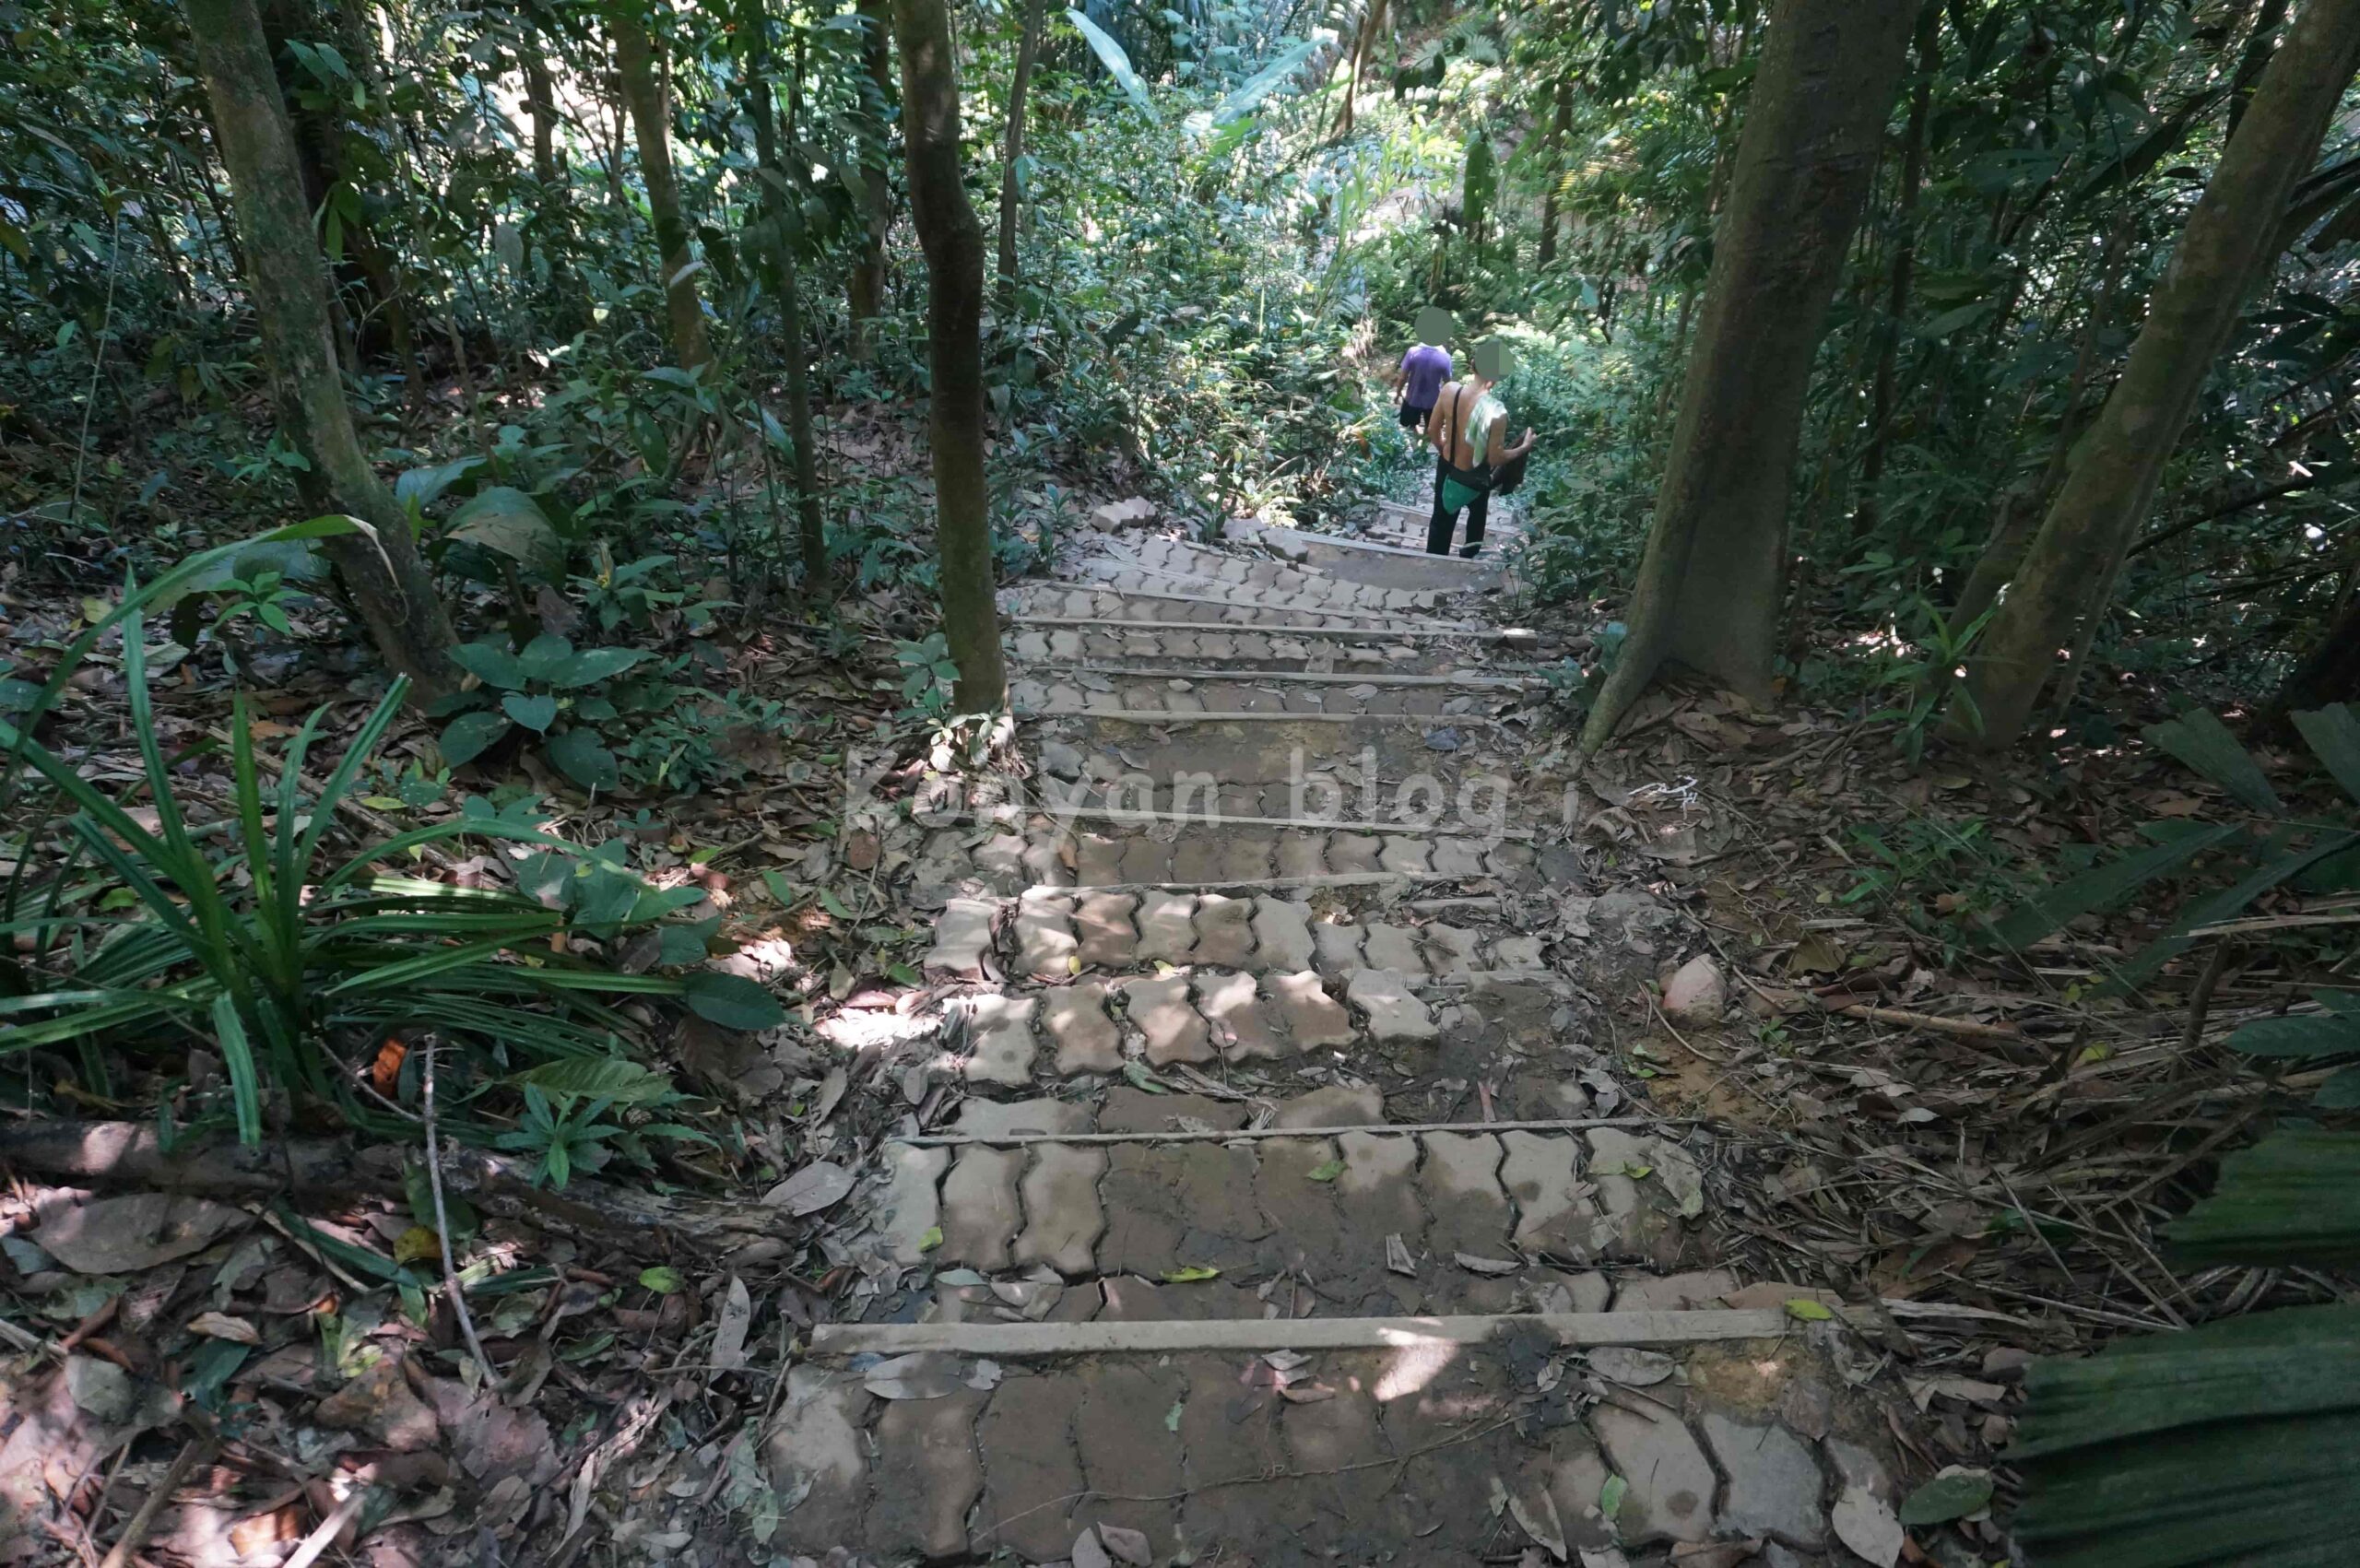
{"left": 1703, "top": 1411, "right": 1828, "bottom": 1548}
{"left": 1198, "top": 972, "right": 1291, "bottom": 1060}
{"left": 1274, "top": 1083, "right": 1383, "bottom": 1126}
{"left": 865, "top": 1388, "right": 985, "bottom": 1560}
{"left": 940, "top": 1147, "right": 1023, "bottom": 1269}
{"left": 1250, "top": 897, "right": 1316, "bottom": 970}
{"left": 1041, "top": 983, "right": 1122, "bottom": 1075}
{"left": 1422, "top": 923, "right": 1483, "bottom": 974}
{"left": 1502, "top": 1131, "right": 1595, "bottom": 1256}
{"left": 1313, "top": 921, "right": 1366, "bottom": 973}
{"left": 1362, "top": 921, "right": 1425, "bottom": 973}
{"left": 1419, "top": 1131, "right": 1509, "bottom": 1256}
{"left": 875, "top": 1143, "right": 949, "bottom": 1265}
{"left": 975, "top": 1373, "right": 1085, "bottom": 1561}
{"left": 1072, "top": 1362, "right": 1186, "bottom": 1558}
{"left": 1015, "top": 891, "right": 1077, "bottom": 980}
{"left": 1379, "top": 837, "right": 1434, "bottom": 875}
{"left": 1269, "top": 970, "right": 1354, "bottom": 1047}
{"left": 1328, "top": 832, "right": 1382, "bottom": 873}
{"left": 1100, "top": 1145, "right": 1269, "bottom": 1277}
{"left": 1592, "top": 1403, "right": 1715, "bottom": 1545}
{"left": 965, "top": 995, "right": 1038, "bottom": 1086}
{"left": 1073, "top": 891, "right": 1139, "bottom": 968}
{"left": 1119, "top": 974, "right": 1212, "bottom": 1065}
{"left": 1490, "top": 935, "right": 1546, "bottom": 970}
{"left": 767, "top": 1367, "right": 872, "bottom": 1551}
{"left": 1134, "top": 890, "right": 1198, "bottom": 963}
{"left": 1192, "top": 893, "right": 1257, "bottom": 967}
{"left": 1011, "top": 1143, "right": 1106, "bottom": 1277}
{"left": 1431, "top": 836, "right": 1489, "bottom": 877}
{"left": 1346, "top": 967, "right": 1437, "bottom": 1043}
{"left": 926, "top": 897, "right": 997, "bottom": 979}
{"left": 1276, "top": 835, "right": 1329, "bottom": 879}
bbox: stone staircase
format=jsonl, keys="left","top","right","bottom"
{"left": 766, "top": 520, "right": 1909, "bottom": 1567}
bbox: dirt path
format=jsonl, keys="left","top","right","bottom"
{"left": 764, "top": 522, "right": 1924, "bottom": 1566}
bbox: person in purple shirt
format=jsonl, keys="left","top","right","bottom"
{"left": 1393, "top": 306, "right": 1455, "bottom": 432}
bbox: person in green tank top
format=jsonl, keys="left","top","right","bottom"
{"left": 1424, "top": 339, "right": 1533, "bottom": 558}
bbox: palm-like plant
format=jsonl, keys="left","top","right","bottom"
{"left": 0, "top": 595, "right": 759, "bottom": 1141}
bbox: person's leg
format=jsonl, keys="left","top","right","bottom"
{"left": 1461, "top": 491, "right": 1488, "bottom": 558}
{"left": 1426, "top": 490, "right": 1457, "bottom": 555}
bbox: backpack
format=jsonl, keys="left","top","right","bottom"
{"left": 1491, "top": 447, "right": 1528, "bottom": 497}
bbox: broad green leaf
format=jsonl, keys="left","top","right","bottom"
{"left": 440, "top": 710, "right": 513, "bottom": 766}
{"left": 639, "top": 1266, "right": 684, "bottom": 1294}
{"left": 452, "top": 641, "right": 528, "bottom": 690}
{"left": 2225, "top": 1010, "right": 2360, "bottom": 1059}
{"left": 1215, "top": 38, "right": 1317, "bottom": 123}
{"left": 1306, "top": 1158, "right": 1345, "bottom": 1182}
{"left": 516, "top": 1058, "right": 675, "bottom": 1103}
{"left": 519, "top": 633, "right": 576, "bottom": 682}
{"left": 917, "top": 1226, "right": 944, "bottom": 1252}
{"left": 1784, "top": 1298, "right": 1835, "bottom": 1321}
{"left": 2317, "top": 1066, "right": 2360, "bottom": 1108}
{"left": 550, "top": 647, "right": 649, "bottom": 689}
{"left": 1900, "top": 1470, "right": 1993, "bottom": 1525}
{"left": 544, "top": 727, "right": 619, "bottom": 791}
{"left": 1161, "top": 1265, "right": 1221, "bottom": 1283}
{"left": 1598, "top": 1474, "right": 1627, "bottom": 1524}
{"left": 1067, "top": 8, "right": 1158, "bottom": 120}
{"left": 2118, "top": 831, "right": 2360, "bottom": 986}
{"left": 2291, "top": 705, "right": 2360, "bottom": 808}
{"left": 2144, "top": 710, "right": 2282, "bottom": 816}
{"left": 681, "top": 971, "right": 786, "bottom": 1030}
{"left": 448, "top": 487, "right": 564, "bottom": 579}
{"left": 502, "top": 693, "right": 559, "bottom": 733}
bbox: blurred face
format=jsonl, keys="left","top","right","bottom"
{"left": 1472, "top": 340, "right": 1513, "bottom": 381}
{"left": 1415, "top": 305, "right": 1454, "bottom": 347}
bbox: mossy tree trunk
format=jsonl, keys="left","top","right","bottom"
{"left": 1536, "top": 76, "right": 1571, "bottom": 267}
{"left": 610, "top": 1, "right": 711, "bottom": 372}
{"left": 186, "top": 0, "right": 456, "bottom": 700}
{"left": 1581, "top": 0, "right": 1917, "bottom": 751}
{"left": 1945, "top": 0, "right": 2360, "bottom": 750}
{"left": 850, "top": 0, "right": 895, "bottom": 357}
{"left": 1852, "top": 2, "right": 1940, "bottom": 539}
{"left": 891, "top": 0, "right": 1007, "bottom": 710}
{"left": 739, "top": 0, "right": 828, "bottom": 594}
{"left": 995, "top": 0, "right": 1046, "bottom": 317}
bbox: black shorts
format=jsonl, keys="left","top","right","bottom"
{"left": 1399, "top": 403, "right": 1433, "bottom": 431}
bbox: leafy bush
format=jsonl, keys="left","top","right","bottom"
{"left": 1988, "top": 706, "right": 2360, "bottom": 1001}
{"left": 438, "top": 633, "right": 650, "bottom": 791}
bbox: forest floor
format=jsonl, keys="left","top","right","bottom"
{"left": 0, "top": 410, "right": 2335, "bottom": 1568}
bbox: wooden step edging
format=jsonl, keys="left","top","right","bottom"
{"left": 997, "top": 808, "right": 1536, "bottom": 838}
{"left": 1005, "top": 617, "right": 1535, "bottom": 643}
{"left": 886, "top": 1115, "right": 1667, "bottom": 1149}
{"left": 808, "top": 1307, "right": 1831, "bottom": 1358}
{"left": 1014, "top": 666, "right": 1538, "bottom": 690}
{"left": 1032, "top": 582, "right": 1471, "bottom": 629}
{"left": 1022, "top": 708, "right": 1511, "bottom": 726}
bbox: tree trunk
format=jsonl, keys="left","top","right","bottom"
{"left": 741, "top": 0, "right": 829, "bottom": 594}
{"left": 892, "top": 0, "right": 1007, "bottom": 711}
{"left": 2227, "top": 0, "right": 2289, "bottom": 139}
{"left": 1944, "top": 211, "right": 2132, "bottom": 643}
{"left": 1333, "top": 0, "right": 1386, "bottom": 138}
{"left": 186, "top": 0, "right": 456, "bottom": 701}
{"left": 1945, "top": 0, "right": 2360, "bottom": 750}
{"left": 1852, "top": 2, "right": 1940, "bottom": 539}
{"left": 850, "top": 0, "right": 895, "bottom": 356}
{"left": 2268, "top": 587, "right": 2360, "bottom": 717}
{"left": 610, "top": 2, "right": 712, "bottom": 371}
{"left": 1580, "top": 0, "right": 1916, "bottom": 750}
{"left": 995, "top": 0, "right": 1047, "bottom": 315}
{"left": 1536, "top": 75, "right": 1571, "bottom": 267}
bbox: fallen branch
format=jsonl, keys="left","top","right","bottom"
{"left": 96, "top": 1436, "right": 214, "bottom": 1568}
{"left": 0, "top": 1121, "right": 788, "bottom": 1254}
